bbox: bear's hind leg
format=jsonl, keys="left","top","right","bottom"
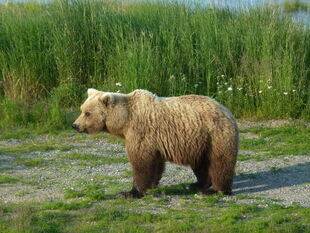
{"left": 151, "top": 157, "right": 165, "bottom": 189}
{"left": 205, "top": 158, "right": 235, "bottom": 195}
{"left": 190, "top": 156, "right": 211, "bottom": 191}
{"left": 190, "top": 168, "right": 211, "bottom": 191}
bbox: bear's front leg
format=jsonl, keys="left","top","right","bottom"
{"left": 118, "top": 186, "right": 144, "bottom": 198}
{"left": 118, "top": 146, "right": 159, "bottom": 198}
{"left": 119, "top": 159, "right": 157, "bottom": 198}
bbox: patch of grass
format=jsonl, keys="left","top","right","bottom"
{"left": 237, "top": 152, "right": 271, "bottom": 161}
{"left": 31, "top": 211, "right": 71, "bottom": 233}
{"left": 235, "top": 194, "right": 250, "bottom": 200}
{"left": 283, "top": 0, "right": 309, "bottom": 13}
{"left": 0, "top": 204, "right": 70, "bottom": 233}
{"left": 240, "top": 138, "right": 268, "bottom": 150}
{"left": 78, "top": 208, "right": 159, "bottom": 233}
{"left": 14, "top": 157, "right": 46, "bottom": 167}
{"left": 0, "top": 176, "right": 19, "bottom": 184}
{"left": 239, "top": 125, "right": 310, "bottom": 159}
{"left": 43, "top": 201, "right": 90, "bottom": 211}
{"left": 0, "top": 197, "right": 309, "bottom": 233}
{"left": 64, "top": 189, "right": 85, "bottom": 199}
{"left": 0, "top": 142, "right": 72, "bottom": 155}
{"left": 57, "top": 152, "right": 128, "bottom": 164}
{"left": 64, "top": 184, "right": 107, "bottom": 201}
{"left": 0, "top": 129, "right": 35, "bottom": 140}
{"left": 200, "top": 192, "right": 226, "bottom": 206}
{"left": 16, "top": 190, "right": 32, "bottom": 198}
{"left": 122, "top": 170, "right": 132, "bottom": 178}
{"left": 0, "top": 175, "right": 38, "bottom": 186}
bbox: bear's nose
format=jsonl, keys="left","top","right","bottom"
{"left": 72, "top": 124, "right": 78, "bottom": 130}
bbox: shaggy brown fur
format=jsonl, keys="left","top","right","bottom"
{"left": 73, "top": 89, "right": 239, "bottom": 198}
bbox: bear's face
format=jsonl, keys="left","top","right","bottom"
{"left": 73, "top": 89, "right": 128, "bottom": 137}
{"left": 72, "top": 89, "right": 111, "bottom": 134}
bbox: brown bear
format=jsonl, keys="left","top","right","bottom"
{"left": 72, "top": 88, "right": 239, "bottom": 198}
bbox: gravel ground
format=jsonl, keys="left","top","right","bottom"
{"left": 0, "top": 121, "right": 309, "bottom": 207}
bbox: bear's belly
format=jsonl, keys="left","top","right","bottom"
{"left": 161, "top": 147, "right": 203, "bottom": 167}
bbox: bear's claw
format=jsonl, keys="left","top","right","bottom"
{"left": 117, "top": 188, "right": 144, "bottom": 198}
{"left": 188, "top": 182, "right": 204, "bottom": 191}
{"left": 202, "top": 188, "right": 232, "bottom": 196}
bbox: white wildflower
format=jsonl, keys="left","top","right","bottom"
{"left": 292, "top": 89, "right": 296, "bottom": 92}
{"left": 283, "top": 92, "right": 288, "bottom": 95}
{"left": 259, "top": 90, "right": 262, "bottom": 94}
{"left": 221, "top": 74, "right": 225, "bottom": 78}
{"left": 169, "top": 75, "right": 175, "bottom": 81}
{"left": 115, "top": 82, "right": 122, "bottom": 87}
{"left": 181, "top": 74, "right": 186, "bottom": 82}
{"left": 227, "top": 87, "right": 233, "bottom": 91}
{"left": 237, "top": 87, "right": 243, "bottom": 91}
{"left": 267, "top": 86, "right": 272, "bottom": 89}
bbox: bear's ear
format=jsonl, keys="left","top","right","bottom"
{"left": 99, "top": 93, "right": 113, "bottom": 107}
{"left": 87, "top": 88, "right": 99, "bottom": 97}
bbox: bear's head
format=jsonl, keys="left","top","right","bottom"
{"left": 72, "top": 88, "right": 128, "bottom": 137}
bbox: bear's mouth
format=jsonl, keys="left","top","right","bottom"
{"left": 75, "top": 128, "right": 88, "bottom": 134}
{"left": 102, "top": 125, "right": 108, "bottom": 132}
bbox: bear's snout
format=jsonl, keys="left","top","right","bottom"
{"left": 72, "top": 123, "right": 78, "bottom": 130}
{"left": 72, "top": 123, "right": 88, "bottom": 133}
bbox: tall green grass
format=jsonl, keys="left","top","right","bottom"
{"left": 0, "top": 0, "right": 309, "bottom": 130}
{"left": 283, "top": 0, "right": 309, "bottom": 13}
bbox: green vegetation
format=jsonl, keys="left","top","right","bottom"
{"left": 0, "top": 198, "right": 309, "bottom": 233}
{"left": 284, "top": 0, "right": 309, "bottom": 13}
{"left": 0, "top": 0, "right": 309, "bottom": 132}
{"left": 239, "top": 124, "right": 310, "bottom": 160}
{"left": 64, "top": 184, "right": 108, "bottom": 201}
{"left": 0, "top": 141, "right": 71, "bottom": 155}
{"left": 43, "top": 200, "right": 90, "bottom": 211}
{"left": 0, "top": 176, "right": 19, "bottom": 184}
{"left": 57, "top": 152, "right": 128, "bottom": 164}
{"left": 15, "top": 157, "right": 46, "bottom": 167}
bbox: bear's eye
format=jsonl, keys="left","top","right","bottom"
{"left": 85, "top": 112, "right": 91, "bottom": 117}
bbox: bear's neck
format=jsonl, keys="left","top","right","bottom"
{"left": 105, "top": 105, "right": 129, "bottom": 139}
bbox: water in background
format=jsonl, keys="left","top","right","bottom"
{"left": 205, "top": 0, "right": 310, "bottom": 26}
{"left": 0, "top": 0, "right": 309, "bottom": 26}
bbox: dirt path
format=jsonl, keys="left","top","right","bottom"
{"left": 0, "top": 121, "right": 309, "bottom": 207}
